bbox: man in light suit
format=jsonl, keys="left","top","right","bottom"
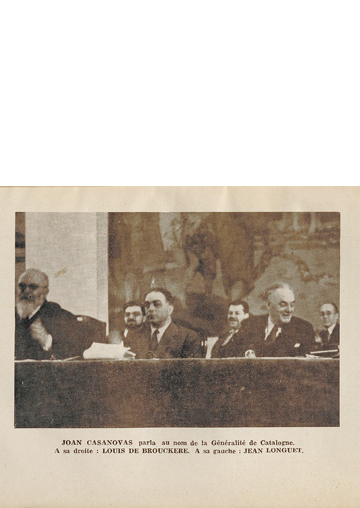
{"left": 241, "top": 282, "right": 315, "bottom": 357}
{"left": 141, "top": 288, "right": 202, "bottom": 359}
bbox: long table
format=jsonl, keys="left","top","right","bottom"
{"left": 15, "top": 358, "right": 339, "bottom": 428}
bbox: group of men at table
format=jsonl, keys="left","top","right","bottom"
{"left": 15, "top": 269, "right": 339, "bottom": 360}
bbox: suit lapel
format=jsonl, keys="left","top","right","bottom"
{"left": 259, "top": 315, "right": 269, "bottom": 340}
{"left": 156, "top": 322, "right": 181, "bottom": 358}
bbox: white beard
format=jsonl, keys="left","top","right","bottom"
{"left": 16, "top": 299, "right": 38, "bottom": 319}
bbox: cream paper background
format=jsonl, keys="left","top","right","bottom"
{"left": 1, "top": 186, "right": 358, "bottom": 508}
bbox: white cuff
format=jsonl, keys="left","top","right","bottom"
{"left": 42, "top": 334, "right": 53, "bottom": 351}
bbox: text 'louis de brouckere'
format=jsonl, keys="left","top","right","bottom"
{"left": 57, "top": 439, "right": 303, "bottom": 455}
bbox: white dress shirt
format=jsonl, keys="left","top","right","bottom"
{"left": 150, "top": 318, "right": 172, "bottom": 343}
{"left": 325, "top": 323, "right": 337, "bottom": 340}
{"left": 29, "top": 305, "right": 52, "bottom": 351}
{"left": 264, "top": 317, "right": 282, "bottom": 341}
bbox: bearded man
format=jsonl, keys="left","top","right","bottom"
{"left": 15, "top": 269, "right": 92, "bottom": 360}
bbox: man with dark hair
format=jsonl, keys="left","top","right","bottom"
{"left": 123, "top": 301, "right": 145, "bottom": 334}
{"left": 241, "top": 282, "right": 315, "bottom": 357}
{"left": 15, "top": 269, "right": 92, "bottom": 360}
{"left": 211, "top": 300, "right": 250, "bottom": 358}
{"left": 319, "top": 303, "right": 339, "bottom": 347}
{"left": 121, "top": 301, "right": 146, "bottom": 354}
{"left": 140, "top": 287, "right": 202, "bottom": 359}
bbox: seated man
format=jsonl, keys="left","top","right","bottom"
{"left": 136, "top": 288, "right": 202, "bottom": 359}
{"left": 318, "top": 302, "right": 340, "bottom": 349}
{"left": 211, "top": 299, "right": 250, "bottom": 358}
{"left": 121, "top": 301, "right": 147, "bottom": 355}
{"left": 15, "top": 269, "right": 92, "bottom": 360}
{"left": 241, "top": 282, "right": 315, "bottom": 357}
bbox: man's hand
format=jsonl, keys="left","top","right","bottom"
{"left": 314, "top": 333, "right": 322, "bottom": 345}
{"left": 30, "top": 318, "right": 53, "bottom": 351}
{"left": 123, "top": 347, "right": 136, "bottom": 359}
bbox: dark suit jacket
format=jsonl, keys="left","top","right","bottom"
{"left": 240, "top": 314, "right": 315, "bottom": 357}
{"left": 130, "top": 321, "right": 202, "bottom": 359}
{"left": 15, "top": 300, "right": 93, "bottom": 360}
{"left": 123, "top": 325, "right": 148, "bottom": 357}
{"left": 211, "top": 326, "right": 249, "bottom": 358}
{"left": 319, "top": 323, "right": 340, "bottom": 347}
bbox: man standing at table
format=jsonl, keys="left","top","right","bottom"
{"left": 15, "top": 269, "right": 92, "bottom": 360}
{"left": 141, "top": 288, "right": 202, "bottom": 359}
{"left": 241, "top": 282, "right": 315, "bottom": 357}
{"left": 211, "top": 300, "right": 250, "bottom": 358}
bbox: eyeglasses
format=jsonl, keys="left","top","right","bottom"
{"left": 18, "top": 283, "right": 47, "bottom": 291}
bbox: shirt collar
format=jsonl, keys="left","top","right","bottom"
{"left": 28, "top": 305, "right": 42, "bottom": 320}
{"left": 265, "top": 316, "right": 282, "bottom": 338}
{"left": 326, "top": 323, "right": 337, "bottom": 336}
{"left": 266, "top": 316, "right": 278, "bottom": 330}
{"left": 150, "top": 318, "right": 172, "bottom": 342}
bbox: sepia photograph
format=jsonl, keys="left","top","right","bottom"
{"left": 15, "top": 211, "right": 339, "bottom": 428}
{"left": 2, "top": 186, "right": 359, "bottom": 508}
{"left": 2, "top": 0, "right": 359, "bottom": 498}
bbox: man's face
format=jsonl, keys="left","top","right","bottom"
{"left": 267, "top": 287, "right": 295, "bottom": 325}
{"left": 227, "top": 304, "right": 249, "bottom": 330}
{"left": 124, "top": 306, "right": 145, "bottom": 329}
{"left": 144, "top": 291, "right": 173, "bottom": 328}
{"left": 17, "top": 271, "right": 49, "bottom": 313}
{"left": 320, "top": 304, "right": 338, "bottom": 329}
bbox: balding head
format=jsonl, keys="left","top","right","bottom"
{"left": 16, "top": 269, "right": 49, "bottom": 318}
{"left": 19, "top": 269, "right": 49, "bottom": 288}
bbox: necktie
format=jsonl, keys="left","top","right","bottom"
{"left": 327, "top": 330, "right": 331, "bottom": 342}
{"left": 149, "top": 329, "right": 159, "bottom": 358}
{"left": 21, "top": 317, "right": 30, "bottom": 327}
{"left": 266, "top": 325, "right": 279, "bottom": 344}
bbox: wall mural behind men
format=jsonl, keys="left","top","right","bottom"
{"left": 108, "top": 213, "right": 167, "bottom": 303}
{"left": 108, "top": 212, "right": 340, "bottom": 337}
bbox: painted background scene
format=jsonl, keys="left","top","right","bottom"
{"left": 108, "top": 212, "right": 340, "bottom": 339}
